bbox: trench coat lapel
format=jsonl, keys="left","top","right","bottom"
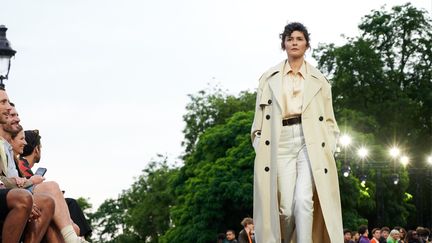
{"left": 267, "top": 61, "right": 285, "bottom": 111}
{"left": 302, "top": 64, "right": 322, "bottom": 113}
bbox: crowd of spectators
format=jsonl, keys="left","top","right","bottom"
{"left": 0, "top": 86, "right": 91, "bottom": 242}
{"left": 344, "top": 225, "right": 432, "bottom": 243}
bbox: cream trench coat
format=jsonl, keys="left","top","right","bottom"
{"left": 251, "top": 60, "right": 343, "bottom": 243}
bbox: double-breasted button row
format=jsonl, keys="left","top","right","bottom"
{"left": 268, "top": 99, "right": 272, "bottom": 105}
{"left": 265, "top": 167, "right": 270, "bottom": 172}
{"left": 319, "top": 116, "right": 324, "bottom": 121}
{"left": 265, "top": 140, "right": 270, "bottom": 145}
{"left": 266, "top": 115, "right": 270, "bottom": 120}
{"left": 322, "top": 142, "right": 325, "bottom": 147}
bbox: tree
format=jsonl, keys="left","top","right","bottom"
{"left": 121, "top": 155, "right": 177, "bottom": 243}
{"left": 92, "top": 198, "right": 128, "bottom": 242}
{"left": 162, "top": 111, "right": 255, "bottom": 243}
{"left": 313, "top": 3, "right": 430, "bottom": 227}
{"left": 181, "top": 86, "right": 255, "bottom": 156}
{"left": 92, "top": 155, "right": 176, "bottom": 242}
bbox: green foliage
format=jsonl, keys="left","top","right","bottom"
{"left": 314, "top": 2, "right": 430, "bottom": 228}
{"left": 121, "top": 155, "right": 177, "bottom": 243}
{"left": 92, "top": 156, "right": 176, "bottom": 242}
{"left": 181, "top": 86, "right": 255, "bottom": 155}
{"left": 162, "top": 111, "right": 255, "bottom": 243}
{"left": 92, "top": 198, "right": 127, "bottom": 242}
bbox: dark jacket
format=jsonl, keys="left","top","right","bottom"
{"left": 238, "top": 229, "right": 253, "bottom": 243}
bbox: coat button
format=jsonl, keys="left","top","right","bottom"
{"left": 322, "top": 142, "right": 325, "bottom": 147}
{"left": 257, "top": 131, "right": 261, "bottom": 136}
{"left": 265, "top": 167, "right": 270, "bottom": 172}
{"left": 319, "top": 116, "right": 323, "bottom": 121}
{"left": 265, "top": 140, "right": 270, "bottom": 145}
{"left": 266, "top": 115, "right": 271, "bottom": 120}
{"left": 324, "top": 168, "right": 328, "bottom": 174}
{"left": 268, "top": 99, "right": 272, "bottom": 105}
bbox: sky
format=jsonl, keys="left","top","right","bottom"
{"left": 0, "top": 0, "right": 430, "bottom": 209}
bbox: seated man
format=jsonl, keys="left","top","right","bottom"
{"left": 18, "top": 129, "right": 92, "bottom": 239}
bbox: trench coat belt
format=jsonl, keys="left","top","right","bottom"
{"left": 282, "top": 116, "right": 302, "bottom": 126}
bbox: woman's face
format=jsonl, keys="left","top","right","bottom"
{"left": 12, "top": 130, "right": 27, "bottom": 155}
{"left": 284, "top": 30, "right": 308, "bottom": 59}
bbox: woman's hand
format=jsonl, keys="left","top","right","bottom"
{"left": 29, "top": 175, "right": 45, "bottom": 185}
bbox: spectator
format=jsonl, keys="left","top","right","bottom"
{"left": 18, "top": 129, "right": 92, "bottom": 238}
{"left": 371, "top": 228, "right": 381, "bottom": 243}
{"left": 394, "top": 226, "right": 407, "bottom": 243}
{"left": 416, "top": 227, "right": 430, "bottom": 243}
{"left": 353, "top": 231, "right": 360, "bottom": 242}
{"left": 358, "top": 225, "right": 370, "bottom": 243}
{"left": 238, "top": 217, "right": 254, "bottom": 243}
{"left": 380, "top": 227, "right": 391, "bottom": 243}
{"left": 224, "top": 229, "right": 238, "bottom": 243}
{"left": 387, "top": 229, "right": 401, "bottom": 243}
{"left": 217, "top": 232, "right": 226, "bottom": 243}
{"left": 405, "top": 230, "right": 420, "bottom": 243}
{"left": 344, "top": 228, "right": 355, "bottom": 243}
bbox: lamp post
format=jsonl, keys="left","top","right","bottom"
{"left": 0, "top": 25, "right": 16, "bottom": 88}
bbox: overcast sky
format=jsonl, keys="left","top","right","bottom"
{"left": 1, "top": 0, "right": 430, "bottom": 209}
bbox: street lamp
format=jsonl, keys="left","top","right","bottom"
{"left": 389, "top": 146, "right": 400, "bottom": 159}
{"left": 357, "top": 147, "right": 369, "bottom": 159}
{"left": 340, "top": 134, "right": 352, "bottom": 148}
{"left": 427, "top": 155, "right": 432, "bottom": 165}
{"left": 0, "top": 25, "right": 16, "bottom": 88}
{"left": 400, "top": 155, "right": 409, "bottom": 167}
{"left": 389, "top": 146, "right": 401, "bottom": 174}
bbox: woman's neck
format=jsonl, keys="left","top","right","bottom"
{"left": 288, "top": 56, "right": 304, "bottom": 73}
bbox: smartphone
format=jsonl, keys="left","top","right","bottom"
{"left": 35, "top": 167, "right": 47, "bottom": 176}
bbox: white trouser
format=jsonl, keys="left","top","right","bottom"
{"left": 277, "top": 124, "right": 314, "bottom": 243}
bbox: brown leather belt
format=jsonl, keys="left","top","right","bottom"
{"left": 282, "top": 116, "right": 302, "bottom": 126}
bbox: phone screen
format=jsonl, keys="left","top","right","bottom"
{"left": 35, "top": 167, "right": 47, "bottom": 176}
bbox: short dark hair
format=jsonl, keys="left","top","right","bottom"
{"left": 241, "top": 217, "right": 253, "bottom": 227}
{"left": 358, "top": 225, "right": 368, "bottom": 235}
{"left": 343, "top": 229, "right": 352, "bottom": 235}
{"left": 279, "top": 22, "right": 310, "bottom": 50}
{"left": 372, "top": 228, "right": 381, "bottom": 234}
{"left": 226, "top": 229, "right": 235, "bottom": 235}
{"left": 22, "top": 130, "right": 41, "bottom": 156}
{"left": 381, "top": 226, "right": 390, "bottom": 233}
